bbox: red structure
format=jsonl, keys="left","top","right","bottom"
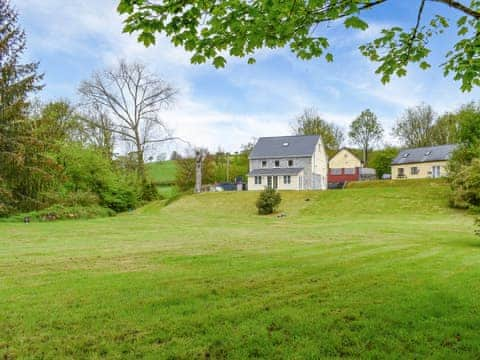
{"left": 328, "top": 167, "right": 361, "bottom": 183}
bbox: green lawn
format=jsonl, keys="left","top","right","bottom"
{"left": 147, "top": 160, "right": 177, "bottom": 185}
{"left": 1, "top": 181, "right": 480, "bottom": 358}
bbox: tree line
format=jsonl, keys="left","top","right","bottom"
{"left": 0, "top": 2, "right": 177, "bottom": 219}
{"left": 292, "top": 103, "right": 480, "bottom": 175}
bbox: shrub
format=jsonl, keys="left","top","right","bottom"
{"left": 256, "top": 188, "right": 281, "bottom": 215}
{"left": 58, "top": 143, "right": 140, "bottom": 212}
{"left": 449, "top": 159, "right": 480, "bottom": 210}
{"left": 5, "top": 204, "right": 115, "bottom": 222}
{"left": 369, "top": 147, "right": 398, "bottom": 178}
{"left": 141, "top": 181, "right": 160, "bottom": 201}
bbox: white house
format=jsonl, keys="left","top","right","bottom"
{"left": 247, "top": 135, "right": 328, "bottom": 191}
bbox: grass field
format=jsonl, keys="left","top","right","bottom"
{"left": 1, "top": 180, "right": 480, "bottom": 358}
{"left": 147, "top": 160, "right": 177, "bottom": 185}
{"left": 147, "top": 160, "right": 178, "bottom": 200}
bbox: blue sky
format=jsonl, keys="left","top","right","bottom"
{"left": 15, "top": 0, "right": 479, "bottom": 154}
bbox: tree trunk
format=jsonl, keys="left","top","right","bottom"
{"left": 134, "top": 130, "right": 146, "bottom": 184}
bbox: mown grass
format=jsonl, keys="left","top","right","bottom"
{"left": 1, "top": 181, "right": 480, "bottom": 358}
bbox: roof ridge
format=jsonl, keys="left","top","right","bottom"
{"left": 257, "top": 135, "right": 320, "bottom": 139}
{"left": 400, "top": 144, "right": 457, "bottom": 152}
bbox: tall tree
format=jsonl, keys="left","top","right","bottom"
{"left": 431, "top": 112, "right": 461, "bottom": 146}
{"left": 393, "top": 103, "right": 436, "bottom": 148}
{"left": 119, "top": 0, "right": 480, "bottom": 91}
{"left": 79, "top": 60, "right": 177, "bottom": 185}
{"left": 348, "top": 109, "right": 383, "bottom": 165}
{"left": 0, "top": 0, "right": 56, "bottom": 212}
{"left": 292, "top": 108, "right": 344, "bottom": 155}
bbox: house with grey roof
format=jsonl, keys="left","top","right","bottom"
{"left": 391, "top": 144, "right": 457, "bottom": 179}
{"left": 248, "top": 135, "right": 328, "bottom": 190}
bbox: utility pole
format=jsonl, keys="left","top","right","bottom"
{"left": 195, "top": 150, "right": 203, "bottom": 193}
{"left": 226, "top": 152, "right": 230, "bottom": 182}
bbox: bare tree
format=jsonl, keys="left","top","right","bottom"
{"left": 78, "top": 60, "right": 177, "bottom": 183}
{"left": 393, "top": 103, "right": 436, "bottom": 148}
{"left": 77, "top": 104, "right": 115, "bottom": 157}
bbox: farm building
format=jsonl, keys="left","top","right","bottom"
{"left": 391, "top": 144, "right": 457, "bottom": 179}
{"left": 248, "top": 135, "right": 328, "bottom": 190}
{"left": 328, "top": 148, "right": 376, "bottom": 185}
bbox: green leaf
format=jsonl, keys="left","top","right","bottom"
{"left": 191, "top": 54, "right": 206, "bottom": 64}
{"left": 117, "top": 1, "right": 134, "bottom": 14}
{"left": 247, "top": 57, "right": 256, "bottom": 65}
{"left": 344, "top": 16, "right": 369, "bottom": 31}
{"left": 458, "top": 27, "right": 469, "bottom": 36}
{"left": 419, "top": 61, "right": 431, "bottom": 70}
{"left": 325, "top": 53, "right": 334, "bottom": 62}
{"left": 457, "top": 16, "right": 467, "bottom": 27}
{"left": 213, "top": 56, "right": 226, "bottom": 68}
{"left": 138, "top": 32, "right": 155, "bottom": 47}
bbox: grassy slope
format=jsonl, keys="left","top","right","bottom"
{"left": 1, "top": 181, "right": 480, "bottom": 358}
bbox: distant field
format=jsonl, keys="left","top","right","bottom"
{"left": 147, "top": 160, "right": 177, "bottom": 185}
{"left": 1, "top": 180, "right": 480, "bottom": 358}
{"left": 147, "top": 160, "right": 178, "bottom": 199}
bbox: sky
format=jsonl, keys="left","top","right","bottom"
{"left": 14, "top": 0, "right": 479, "bottom": 156}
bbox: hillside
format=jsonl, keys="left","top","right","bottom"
{"left": 1, "top": 181, "right": 480, "bottom": 358}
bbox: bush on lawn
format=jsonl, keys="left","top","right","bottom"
{"left": 256, "top": 188, "right": 281, "bottom": 215}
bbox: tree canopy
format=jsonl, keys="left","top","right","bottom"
{"left": 118, "top": 0, "right": 480, "bottom": 91}
{"left": 348, "top": 109, "right": 383, "bottom": 164}
{"left": 292, "top": 108, "right": 344, "bottom": 155}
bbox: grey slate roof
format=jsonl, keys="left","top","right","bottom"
{"left": 249, "top": 135, "right": 320, "bottom": 159}
{"left": 248, "top": 168, "right": 304, "bottom": 176}
{"left": 391, "top": 144, "right": 457, "bottom": 165}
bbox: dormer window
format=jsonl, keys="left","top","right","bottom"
{"left": 261, "top": 160, "right": 267, "bottom": 168}
{"left": 424, "top": 151, "right": 432, "bottom": 156}
{"left": 402, "top": 153, "right": 409, "bottom": 158}
{"left": 282, "top": 142, "right": 289, "bottom": 147}
{"left": 274, "top": 160, "right": 280, "bottom": 167}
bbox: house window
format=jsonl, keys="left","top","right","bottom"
{"left": 398, "top": 168, "right": 405, "bottom": 177}
{"left": 283, "top": 175, "right": 291, "bottom": 184}
{"left": 288, "top": 159, "right": 294, "bottom": 167}
{"left": 274, "top": 160, "right": 280, "bottom": 167}
{"left": 254, "top": 176, "right": 262, "bottom": 185}
{"left": 411, "top": 167, "right": 419, "bottom": 175}
{"left": 261, "top": 160, "right": 267, "bottom": 168}
{"left": 344, "top": 168, "right": 355, "bottom": 175}
{"left": 330, "top": 168, "right": 342, "bottom": 175}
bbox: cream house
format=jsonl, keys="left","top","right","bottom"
{"left": 329, "top": 148, "right": 363, "bottom": 169}
{"left": 248, "top": 135, "right": 328, "bottom": 191}
{"left": 391, "top": 144, "right": 457, "bottom": 179}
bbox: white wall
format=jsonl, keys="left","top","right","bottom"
{"left": 313, "top": 138, "right": 329, "bottom": 190}
{"left": 247, "top": 174, "right": 302, "bottom": 190}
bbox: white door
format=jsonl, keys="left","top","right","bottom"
{"left": 432, "top": 166, "right": 441, "bottom": 178}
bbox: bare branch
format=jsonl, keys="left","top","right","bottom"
{"left": 78, "top": 60, "right": 178, "bottom": 181}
